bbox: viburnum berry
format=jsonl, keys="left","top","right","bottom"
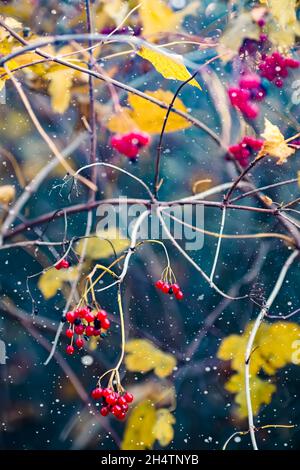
{"left": 75, "top": 337, "right": 84, "bottom": 349}
{"left": 156, "top": 278, "right": 184, "bottom": 300}
{"left": 175, "top": 290, "right": 184, "bottom": 300}
{"left": 106, "top": 393, "right": 118, "bottom": 406}
{"left": 171, "top": 283, "right": 180, "bottom": 295}
{"left": 97, "top": 309, "right": 107, "bottom": 322}
{"left": 85, "top": 325, "right": 94, "bottom": 337}
{"left": 102, "top": 388, "right": 112, "bottom": 398}
{"left": 228, "top": 136, "right": 263, "bottom": 167}
{"left": 66, "top": 345, "right": 74, "bottom": 355}
{"left": 155, "top": 279, "right": 164, "bottom": 289}
{"left": 66, "top": 328, "right": 74, "bottom": 338}
{"left": 123, "top": 392, "right": 134, "bottom": 403}
{"left": 111, "top": 404, "right": 122, "bottom": 416}
{"left": 259, "top": 52, "right": 299, "bottom": 87}
{"left": 101, "top": 317, "right": 111, "bottom": 330}
{"left": 84, "top": 311, "right": 95, "bottom": 323}
{"left": 161, "top": 282, "right": 170, "bottom": 294}
{"left": 100, "top": 406, "right": 110, "bottom": 417}
{"left": 77, "top": 307, "right": 90, "bottom": 318}
{"left": 55, "top": 259, "right": 70, "bottom": 270}
{"left": 66, "top": 311, "right": 76, "bottom": 323}
{"left": 74, "top": 324, "right": 85, "bottom": 335}
{"left": 93, "top": 329, "right": 101, "bottom": 336}
{"left": 91, "top": 387, "right": 103, "bottom": 400}
{"left": 118, "top": 396, "right": 127, "bottom": 406}
{"left": 111, "top": 131, "right": 151, "bottom": 160}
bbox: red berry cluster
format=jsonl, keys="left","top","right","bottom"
{"left": 55, "top": 259, "right": 70, "bottom": 270}
{"left": 155, "top": 280, "right": 184, "bottom": 300}
{"left": 228, "top": 74, "right": 266, "bottom": 119}
{"left": 91, "top": 387, "right": 134, "bottom": 420}
{"left": 63, "top": 307, "right": 111, "bottom": 355}
{"left": 111, "top": 131, "right": 150, "bottom": 160}
{"left": 228, "top": 136, "right": 263, "bottom": 167}
{"left": 259, "top": 52, "right": 299, "bottom": 88}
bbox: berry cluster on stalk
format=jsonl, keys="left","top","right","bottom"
{"left": 228, "top": 74, "right": 267, "bottom": 119}
{"left": 62, "top": 306, "right": 111, "bottom": 355}
{"left": 155, "top": 266, "right": 184, "bottom": 300}
{"left": 111, "top": 131, "right": 150, "bottom": 160}
{"left": 258, "top": 52, "right": 299, "bottom": 88}
{"left": 228, "top": 136, "right": 263, "bottom": 167}
{"left": 91, "top": 386, "right": 134, "bottom": 420}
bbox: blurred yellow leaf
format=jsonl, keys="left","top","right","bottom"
{"left": 125, "top": 339, "right": 176, "bottom": 378}
{"left": 103, "top": 0, "right": 129, "bottom": 25}
{"left": 153, "top": 409, "right": 176, "bottom": 446}
{"left": 75, "top": 229, "right": 129, "bottom": 259}
{"left": 0, "top": 185, "right": 15, "bottom": 205}
{"left": 121, "top": 400, "right": 156, "bottom": 450}
{"left": 38, "top": 266, "right": 78, "bottom": 300}
{"left": 225, "top": 372, "right": 276, "bottom": 418}
{"left": 260, "top": 119, "right": 295, "bottom": 164}
{"left": 0, "top": 16, "right": 22, "bottom": 41}
{"left": 260, "top": 0, "right": 297, "bottom": 28}
{"left": 47, "top": 68, "right": 75, "bottom": 114}
{"left": 138, "top": 46, "right": 201, "bottom": 89}
{"left": 140, "top": 0, "right": 198, "bottom": 38}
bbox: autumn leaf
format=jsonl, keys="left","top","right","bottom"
{"left": 260, "top": 0, "right": 297, "bottom": 28}
{"left": 38, "top": 266, "right": 78, "bottom": 300}
{"left": 75, "top": 229, "right": 129, "bottom": 259}
{"left": 47, "top": 68, "right": 75, "bottom": 114}
{"left": 225, "top": 372, "right": 276, "bottom": 418}
{"left": 137, "top": 46, "right": 201, "bottom": 89}
{"left": 140, "top": 0, "right": 199, "bottom": 38}
{"left": 152, "top": 408, "right": 176, "bottom": 446}
{"left": 260, "top": 119, "right": 295, "bottom": 164}
{"left": 0, "top": 185, "right": 15, "bottom": 205}
{"left": 125, "top": 339, "right": 177, "bottom": 378}
{"left": 107, "top": 89, "right": 191, "bottom": 135}
{"left": 121, "top": 400, "right": 156, "bottom": 450}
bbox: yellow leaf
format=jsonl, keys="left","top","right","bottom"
{"left": 38, "top": 266, "right": 78, "bottom": 300}
{"left": 47, "top": 68, "right": 75, "bottom": 114}
{"left": 260, "top": 0, "right": 297, "bottom": 28}
{"left": 260, "top": 118, "right": 295, "bottom": 164}
{"left": 138, "top": 46, "right": 201, "bottom": 89}
{"left": 121, "top": 400, "right": 156, "bottom": 450}
{"left": 75, "top": 229, "right": 129, "bottom": 259}
{"left": 103, "top": 0, "right": 129, "bottom": 26}
{"left": 153, "top": 409, "right": 176, "bottom": 447}
{"left": 140, "top": 0, "right": 199, "bottom": 38}
{"left": 0, "top": 16, "right": 22, "bottom": 41}
{"left": 107, "top": 89, "right": 191, "bottom": 134}
{"left": 125, "top": 339, "right": 176, "bottom": 378}
{"left": 225, "top": 372, "right": 276, "bottom": 418}
{"left": 0, "top": 185, "right": 15, "bottom": 205}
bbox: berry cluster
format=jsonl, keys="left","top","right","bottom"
{"left": 259, "top": 52, "right": 299, "bottom": 88}
{"left": 228, "top": 74, "right": 266, "bottom": 119}
{"left": 111, "top": 131, "right": 150, "bottom": 160}
{"left": 55, "top": 259, "right": 70, "bottom": 270}
{"left": 62, "top": 307, "right": 111, "bottom": 354}
{"left": 91, "top": 387, "right": 134, "bottom": 420}
{"left": 155, "top": 280, "right": 184, "bottom": 300}
{"left": 228, "top": 136, "right": 263, "bottom": 167}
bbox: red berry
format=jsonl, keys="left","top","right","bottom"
{"left": 93, "top": 329, "right": 101, "bottom": 336}
{"left": 116, "top": 411, "right": 126, "bottom": 420}
{"left": 111, "top": 404, "right": 122, "bottom": 416}
{"left": 66, "top": 345, "right": 74, "bottom": 355}
{"left": 175, "top": 290, "right": 184, "bottom": 300}
{"left": 91, "top": 387, "right": 103, "bottom": 400}
{"left": 161, "top": 282, "right": 170, "bottom": 294}
{"left": 77, "top": 307, "right": 89, "bottom": 318}
{"left": 155, "top": 280, "right": 164, "bottom": 289}
{"left": 85, "top": 312, "right": 95, "bottom": 323}
{"left": 97, "top": 310, "right": 107, "bottom": 322}
{"left": 118, "top": 396, "right": 127, "bottom": 406}
{"left": 106, "top": 393, "right": 118, "bottom": 406}
{"left": 100, "top": 406, "right": 110, "bottom": 417}
{"left": 74, "top": 324, "right": 85, "bottom": 335}
{"left": 75, "top": 337, "right": 84, "bottom": 348}
{"left": 85, "top": 325, "right": 94, "bottom": 336}
{"left": 123, "top": 392, "right": 134, "bottom": 403}
{"left": 121, "top": 403, "right": 129, "bottom": 412}
{"left": 55, "top": 259, "right": 69, "bottom": 270}
{"left": 66, "top": 328, "right": 73, "bottom": 338}
{"left": 102, "top": 388, "right": 112, "bottom": 398}
{"left": 171, "top": 283, "right": 180, "bottom": 295}
{"left": 66, "top": 311, "right": 75, "bottom": 323}
{"left": 101, "top": 318, "right": 111, "bottom": 330}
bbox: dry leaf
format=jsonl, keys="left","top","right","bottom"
{"left": 47, "top": 68, "right": 75, "bottom": 114}
{"left": 38, "top": 266, "right": 78, "bottom": 300}
{"left": 121, "top": 400, "right": 156, "bottom": 450}
{"left": 152, "top": 409, "right": 176, "bottom": 446}
{"left": 260, "top": 0, "right": 297, "bottom": 28}
{"left": 125, "top": 339, "right": 177, "bottom": 378}
{"left": 138, "top": 46, "right": 201, "bottom": 89}
{"left": 260, "top": 119, "right": 295, "bottom": 164}
{"left": 75, "top": 229, "right": 129, "bottom": 259}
